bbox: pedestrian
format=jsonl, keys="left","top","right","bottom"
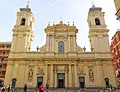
{"left": 46, "top": 84, "right": 49, "bottom": 89}
{"left": 1, "top": 86, "right": 5, "bottom": 92}
{"left": 46, "top": 84, "right": 49, "bottom": 92}
{"left": 39, "top": 84, "right": 44, "bottom": 92}
{"left": 110, "top": 84, "right": 113, "bottom": 91}
{"left": 7, "top": 84, "right": 11, "bottom": 92}
{"left": 23, "top": 84, "right": 27, "bottom": 92}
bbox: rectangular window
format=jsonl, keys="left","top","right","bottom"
{"left": 1, "top": 58, "right": 4, "bottom": 62}
{"left": 0, "top": 72, "right": 2, "bottom": 75}
{"left": 0, "top": 65, "right": 2, "bottom": 69}
{"left": 2, "top": 51, "right": 5, "bottom": 55}
{"left": 114, "top": 48, "right": 116, "bottom": 52}
{"left": 116, "top": 54, "right": 118, "bottom": 59}
{"left": 118, "top": 43, "right": 120, "bottom": 49}
{"left": 2, "top": 45, "right": 8, "bottom": 48}
{"left": 116, "top": 35, "right": 119, "bottom": 41}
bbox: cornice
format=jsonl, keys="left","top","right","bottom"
{"left": 89, "top": 28, "right": 109, "bottom": 33}
{"left": 8, "top": 58, "right": 79, "bottom": 62}
{"left": 17, "top": 11, "right": 33, "bottom": 15}
{"left": 8, "top": 57, "right": 113, "bottom": 62}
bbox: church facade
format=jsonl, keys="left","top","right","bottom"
{"left": 4, "top": 5, "right": 117, "bottom": 88}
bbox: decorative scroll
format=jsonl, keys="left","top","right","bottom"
{"left": 65, "top": 65, "right": 69, "bottom": 71}
{"left": 36, "top": 67, "right": 44, "bottom": 75}
{"left": 78, "top": 66, "right": 85, "bottom": 75}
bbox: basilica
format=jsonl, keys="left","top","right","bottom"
{"left": 4, "top": 4, "right": 117, "bottom": 88}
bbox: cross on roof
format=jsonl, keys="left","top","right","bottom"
{"left": 26, "top": 1, "right": 30, "bottom": 8}
{"left": 92, "top": 0, "right": 95, "bottom": 7}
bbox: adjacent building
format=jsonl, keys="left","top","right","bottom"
{"left": 114, "top": 0, "right": 120, "bottom": 20}
{"left": 4, "top": 4, "right": 117, "bottom": 88}
{"left": 0, "top": 42, "right": 11, "bottom": 80}
{"left": 110, "top": 30, "right": 120, "bottom": 86}
{"left": 110, "top": 0, "right": 120, "bottom": 86}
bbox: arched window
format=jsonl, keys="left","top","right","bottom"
{"left": 20, "top": 18, "right": 26, "bottom": 25}
{"left": 95, "top": 18, "right": 101, "bottom": 25}
{"left": 58, "top": 41, "right": 64, "bottom": 53}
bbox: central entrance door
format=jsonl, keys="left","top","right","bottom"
{"left": 79, "top": 77, "right": 85, "bottom": 88}
{"left": 57, "top": 73, "right": 65, "bottom": 88}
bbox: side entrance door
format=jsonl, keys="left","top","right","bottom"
{"left": 37, "top": 77, "right": 43, "bottom": 88}
{"left": 79, "top": 77, "right": 85, "bottom": 88}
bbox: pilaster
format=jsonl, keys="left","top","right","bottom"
{"left": 50, "top": 64, "right": 53, "bottom": 87}
{"left": 69, "top": 64, "right": 72, "bottom": 87}
{"left": 74, "top": 64, "right": 78, "bottom": 87}
{"left": 55, "top": 71, "right": 57, "bottom": 88}
{"left": 44, "top": 64, "right": 48, "bottom": 85}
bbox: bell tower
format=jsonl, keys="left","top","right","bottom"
{"left": 88, "top": 5, "right": 110, "bottom": 52}
{"left": 11, "top": 4, "right": 34, "bottom": 52}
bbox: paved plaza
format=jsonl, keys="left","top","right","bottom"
{"left": 1, "top": 88, "right": 120, "bottom": 92}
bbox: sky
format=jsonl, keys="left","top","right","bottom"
{"left": 0, "top": 0, "right": 119, "bottom": 51}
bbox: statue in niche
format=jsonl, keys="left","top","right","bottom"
{"left": 28, "top": 68, "right": 33, "bottom": 81}
{"left": 89, "top": 69, "right": 94, "bottom": 79}
{"left": 53, "top": 65, "right": 58, "bottom": 71}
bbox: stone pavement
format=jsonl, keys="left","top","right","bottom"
{"left": 2, "top": 88, "right": 120, "bottom": 92}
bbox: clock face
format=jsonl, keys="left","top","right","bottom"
{"left": 22, "top": 14, "right": 26, "bottom": 16}
{"left": 95, "top": 13, "right": 99, "bottom": 17}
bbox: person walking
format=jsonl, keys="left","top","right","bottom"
{"left": 110, "top": 84, "right": 113, "bottom": 91}
{"left": 7, "top": 84, "right": 11, "bottom": 92}
{"left": 23, "top": 84, "right": 27, "bottom": 92}
{"left": 46, "top": 84, "right": 49, "bottom": 92}
{"left": 39, "top": 84, "right": 44, "bottom": 92}
{"left": 1, "top": 86, "right": 5, "bottom": 92}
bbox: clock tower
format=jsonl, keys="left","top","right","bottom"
{"left": 4, "top": 4, "right": 35, "bottom": 86}
{"left": 87, "top": 5, "right": 110, "bottom": 52}
{"left": 10, "top": 4, "right": 34, "bottom": 53}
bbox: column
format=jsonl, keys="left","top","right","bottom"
{"left": 69, "top": 64, "right": 72, "bottom": 87}
{"left": 52, "top": 36, "right": 54, "bottom": 52}
{"left": 74, "top": 65, "right": 78, "bottom": 87}
{"left": 50, "top": 64, "right": 53, "bottom": 87}
{"left": 46, "top": 35, "right": 50, "bottom": 51}
{"left": 12, "top": 62, "right": 19, "bottom": 78}
{"left": 73, "top": 35, "right": 76, "bottom": 52}
{"left": 68, "top": 36, "right": 71, "bottom": 52}
{"left": 96, "top": 62, "right": 104, "bottom": 87}
{"left": 4, "top": 61, "right": 14, "bottom": 86}
{"left": 44, "top": 64, "right": 48, "bottom": 85}
{"left": 50, "top": 35, "right": 52, "bottom": 51}
{"left": 55, "top": 71, "right": 57, "bottom": 88}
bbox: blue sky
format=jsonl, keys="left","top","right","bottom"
{"left": 0, "top": 0, "right": 119, "bottom": 51}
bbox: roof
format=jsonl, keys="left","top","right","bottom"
{"left": 89, "top": 5, "right": 102, "bottom": 12}
{"left": 20, "top": 3, "right": 31, "bottom": 12}
{"left": 0, "top": 42, "right": 11, "bottom": 44}
{"left": 20, "top": 7, "right": 31, "bottom": 12}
